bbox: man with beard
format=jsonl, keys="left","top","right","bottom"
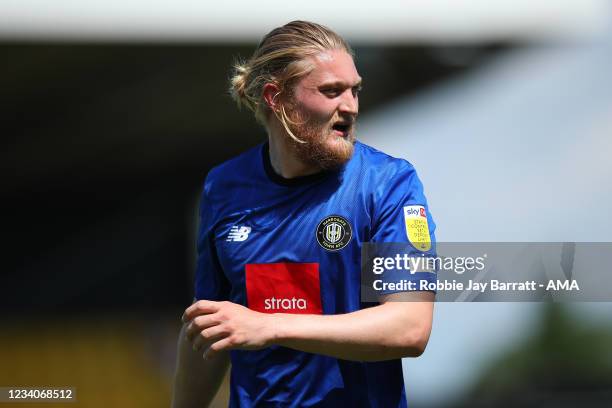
{"left": 172, "top": 21, "right": 437, "bottom": 408}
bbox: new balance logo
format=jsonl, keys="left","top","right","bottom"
{"left": 227, "top": 225, "right": 251, "bottom": 242}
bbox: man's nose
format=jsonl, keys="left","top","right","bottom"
{"left": 339, "top": 90, "right": 358, "bottom": 116}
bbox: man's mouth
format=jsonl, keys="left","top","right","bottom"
{"left": 331, "top": 121, "right": 352, "bottom": 137}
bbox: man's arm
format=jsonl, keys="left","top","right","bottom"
{"left": 183, "top": 291, "right": 433, "bottom": 362}
{"left": 272, "top": 291, "right": 433, "bottom": 361}
{"left": 171, "top": 322, "right": 230, "bottom": 408}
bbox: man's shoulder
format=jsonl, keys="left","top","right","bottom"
{"left": 354, "top": 141, "right": 417, "bottom": 178}
{"left": 208, "top": 143, "right": 263, "bottom": 180}
{"left": 203, "top": 143, "right": 264, "bottom": 193}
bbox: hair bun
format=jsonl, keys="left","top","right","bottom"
{"left": 230, "top": 63, "right": 251, "bottom": 104}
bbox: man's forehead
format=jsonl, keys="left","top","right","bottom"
{"left": 302, "top": 50, "right": 361, "bottom": 87}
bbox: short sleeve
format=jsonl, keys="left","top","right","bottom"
{"left": 370, "top": 165, "right": 436, "bottom": 248}
{"left": 193, "top": 180, "right": 231, "bottom": 301}
{"left": 369, "top": 164, "right": 437, "bottom": 293}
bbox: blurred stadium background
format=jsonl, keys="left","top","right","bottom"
{"left": 1, "top": 1, "right": 611, "bottom": 407}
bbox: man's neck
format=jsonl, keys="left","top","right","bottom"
{"left": 267, "top": 131, "right": 321, "bottom": 179}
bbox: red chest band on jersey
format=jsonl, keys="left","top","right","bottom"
{"left": 245, "top": 262, "right": 323, "bottom": 314}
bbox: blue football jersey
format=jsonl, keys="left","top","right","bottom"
{"left": 194, "top": 141, "right": 436, "bottom": 407}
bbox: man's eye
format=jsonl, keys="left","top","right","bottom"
{"left": 352, "top": 86, "right": 362, "bottom": 96}
{"left": 322, "top": 89, "right": 340, "bottom": 97}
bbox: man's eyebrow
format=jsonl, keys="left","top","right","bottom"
{"left": 319, "top": 79, "right": 363, "bottom": 88}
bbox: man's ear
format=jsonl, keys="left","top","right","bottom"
{"left": 262, "top": 83, "right": 282, "bottom": 112}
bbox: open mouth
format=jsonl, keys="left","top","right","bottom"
{"left": 332, "top": 122, "right": 351, "bottom": 135}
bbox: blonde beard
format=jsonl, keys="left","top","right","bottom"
{"left": 288, "top": 121, "right": 356, "bottom": 171}
{"left": 287, "top": 109, "right": 355, "bottom": 170}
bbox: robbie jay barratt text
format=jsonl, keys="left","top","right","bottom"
{"left": 372, "top": 279, "right": 580, "bottom": 292}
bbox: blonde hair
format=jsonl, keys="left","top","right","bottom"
{"left": 229, "top": 20, "right": 353, "bottom": 142}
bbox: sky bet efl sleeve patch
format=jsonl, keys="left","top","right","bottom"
{"left": 403, "top": 205, "right": 432, "bottom": 251}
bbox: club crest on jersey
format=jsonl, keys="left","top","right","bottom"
{"left": 403, "top": 205, "right": 431, "bottom": 251}
{"left": 316, "top": 215, "right": 352, "bottom": 251}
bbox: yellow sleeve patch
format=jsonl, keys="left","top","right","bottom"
{"left": 403, "top": 205, "right": 431, "bottom": 251}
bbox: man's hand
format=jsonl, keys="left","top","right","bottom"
{"left": 182, "top": 300, "right": 275, "bottom": 359}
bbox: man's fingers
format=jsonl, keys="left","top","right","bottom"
{"left": 193, "top": 325, "right": 229, "bottom": 352}
{"left": 205, "top": 337, "right": 235, "bottom": 360}
{"left": 184, "top": 314, "right": 221, "bottom": 342}
{"left": 182, "top": 300, "right": 220, "bottom": 323}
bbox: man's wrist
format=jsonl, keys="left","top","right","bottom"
{"left": 265, "top": 313, "right": 290, "bottom": 346}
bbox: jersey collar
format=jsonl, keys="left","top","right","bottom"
{"left": 261, "top": 142, "right": 334, "bottom": 187}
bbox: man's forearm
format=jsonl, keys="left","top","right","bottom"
{"left": 183, "top": 292, "right": 434, "bottom": 362}
{"left": 270, "top": 295, "right": 434, "bottom": 361}
{"left": 172, "top": 323, "right": 230, "bottom": 408}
